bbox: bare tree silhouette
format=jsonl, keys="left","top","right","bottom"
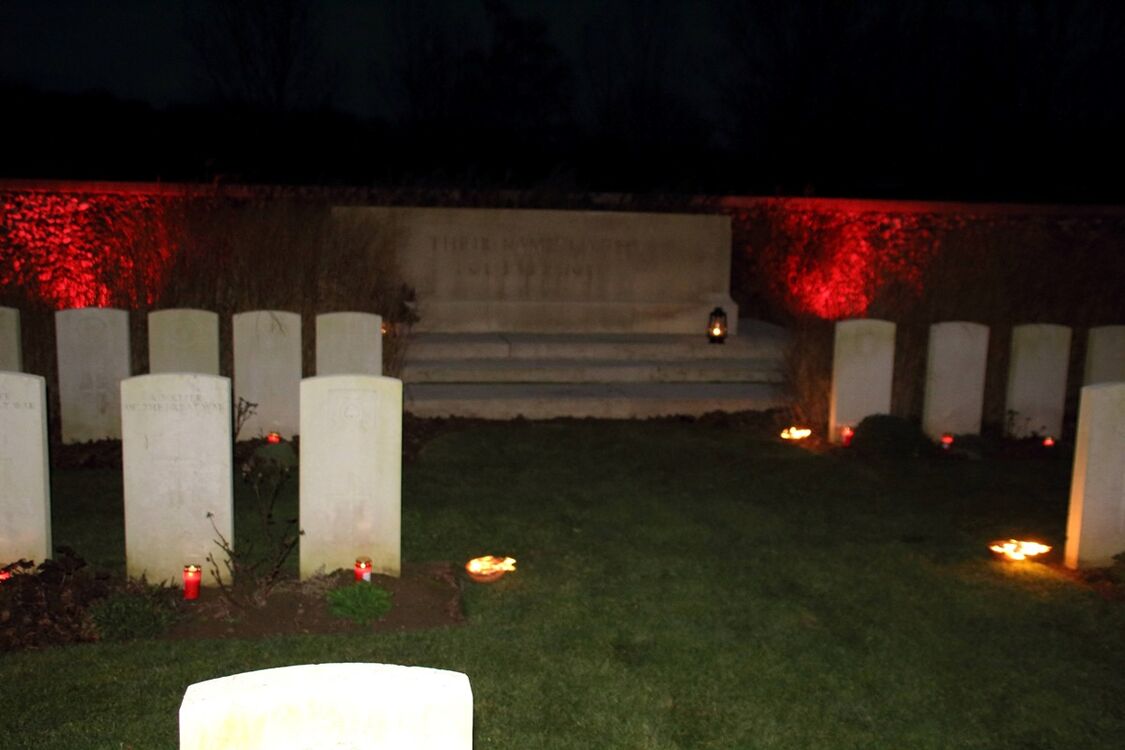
{"left": 185, "top": 0, "right": 337, "bottom": 113}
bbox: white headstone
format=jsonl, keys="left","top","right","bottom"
{"left": 0, "top": 373, "right": 50, "bottom": 564}
{"left": 149, "top": 309, "right": 220, "bottom": 375}
{"left": 316, "top": 312, "right": 383, "bottom": 376}
{"left": 233, "top": 311, "right": 301, "bottom": 440}
{"left": 179, "top": 663, "right": 473, "bottom": 750}
{"left": 922, "top": 322, "right": 990, "bottom": 439}
{"left": 1005, "top": 324, "right": 1071, "bottom": 438}
{"left": 1064, "top": 383, "right": 1125, "bottom": 569}
{"left": 300, "top": 375, "right": 402, "bottom": 579}
{"left": 1084, "top": 325, "right": 1125, "bottom": 385}
{"left": 122, "top": 374, "right": 233, "bottom": 587}
{"left": 0, "top": 307, "right": 21, "bottom": 372}
{"left": 828, "top": 319, "right": 895, "bottom": 443}
{"left": 56, "top": 308, "right": 131, "bottom": 443}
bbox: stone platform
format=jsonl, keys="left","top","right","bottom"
{"left": 402, "top": 320, "right": 789, "bottom": 419}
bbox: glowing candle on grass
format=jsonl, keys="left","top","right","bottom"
{"left": 840, "top": 425, "right": 855, "bottom": 446}
{"left": 0, "top": 570, "right": 11, "bottom": 583}
{"left": 465, "top": 556, "right": 517, "bottom": 583}
{"left": 1042, "top": 436, "right": 1055, "bottom": 447}
{"left": 780, "top": 426, "right": 812, "bottom": 440}
{"left": 266, "top": 431, "right": 282, "bottom": 444}
{"left": 183, "top": 564, "right": 202, "bottom": 600}
{"left": 355, "top": 556, "right": 373, "bottom": 582}
{"left": 941, "top": 434, "right": 954, "bottom": 449}
{"left": 989, "top": 539, "right": 1052, "bottom": 561}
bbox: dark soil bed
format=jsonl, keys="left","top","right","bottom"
{"left": 164, "top": 562, "right": 465, "bottom": 641}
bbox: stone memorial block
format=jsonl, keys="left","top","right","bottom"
{"left": 1005, "top": 324, "right": 1071, "bottom": 438}
{"left": 1064, "top": 383, "right": 1125, "bottom": 569}
{"left": 316, "top": 311, "right": 383, "bottom": 376}
{"left": 829, "top": 319, "right": 895, "bottom": 443}
{"left": 0, "top": 306, "right": 20, "bottom": 371}
{"left": 122, "top": 374, "right": 233, "bottom": 587}
{"left": 149, "top": 309, "right": 220, "bottom": 375}
{"left": 56, "top": 307, "right": 131, "bottom": 443}
{"left": 1084, "top": 325, "right": 1125, "bottom": 385}
{"left": 233, "top": 311, "right": 301, "bottom": 440}
{"left": 922, "top": 322, "right": 989, "bottom": 439}
{"left": 300, "top": 375, "right": 402, "bottom": 579}
{"left": 0, "top": 373, "right": 50, "bottom": 564}
{"left": 180, "top": 663, "right": 473, "bottom": 750}
{"left": 332, "top": 206, "right": 737, "bottom": 334}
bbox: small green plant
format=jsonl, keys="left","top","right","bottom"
{"left": 88, "top": 586, "right": 178, "bottom": 642}
{"left": 327, "top": 583, "right": 393, "bottom": 626}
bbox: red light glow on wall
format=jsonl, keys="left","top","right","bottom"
{"left": 728, "top": 198, "right": 943, "bottom": 320}
{"left": 1, "top": 191, "right": 176, "bottom": 310}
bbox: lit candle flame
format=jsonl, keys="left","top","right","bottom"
{"left": 989, "top": 539, "right": 1052, "bottom": 561}
{"left": 466, "top": 556, "right": 517, "bottom": 576}
{"left": 941, "top": 434, "right": 954, "bottom": 448}
{"left": 1042, "top": 436, "right": 1055, "bottom": 447}
{"left": 780, "top": 426, "right": 812, "bottom": 440}
{"left": 840, "top": 425, "right": 855, "bottom": 446}
{"left": 711, "top": 326, "right": 722, "bottom": 336}
{"left": 266, "top": 431, "right": 282, "bottom": 444}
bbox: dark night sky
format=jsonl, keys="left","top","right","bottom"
{"left": 2, "top": 0, "right": 1123, "bottom": 201}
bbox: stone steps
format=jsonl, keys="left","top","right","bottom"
{"left": 400, "top": 320, "right": 789, "bottom": 419}
{"left": 402, "top": 357, "right": 784, "bottom": 384}
{"left": 403, "top": 382, "right": 787, "bottom": 419}
{"left": 405, "top": 331, "right": 785, "bottom": 362}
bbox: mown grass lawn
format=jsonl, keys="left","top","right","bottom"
{"left": 2, "top": 419, "right": 1122, "bottom": 749}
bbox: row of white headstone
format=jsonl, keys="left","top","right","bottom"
{"left": 0, "top": 369, "right": 402, "bottom": 585}
{"left": 0, "top": 306, "right": 383, "bottom": 443}
{"left": 830, "top": 318, "right": 1125, "bottom": 569}
{"left": 829, "top": 320, "right": 1125, "bottom": 441}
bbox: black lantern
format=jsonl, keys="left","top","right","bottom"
{"left": 707, "top": 307, "right": 728, "bottom": 344}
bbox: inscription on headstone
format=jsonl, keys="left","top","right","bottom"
{"left": 149, "top": 309, "right": 220, "bottom": 375}
{"left": 56, "top": 308, "right": 131, "bottom": 443}
{"left": 0, "top": 373, "right": 51, "bottom": 563}
{"left": 122, "top": 374, "right": 233, "bottom": 587}
{"left": 233, "top": 311, "right": 301, "bottom": 439}
{"left": 300, "top": 375, "right": 402, "bottom": 579}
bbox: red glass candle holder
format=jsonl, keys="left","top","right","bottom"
{"left": 840, "top": 425, "right": 855, "bottom": 446}
{"left": 183, "top": 564, "right": 202, "bottom": 600}
{"left": 354, "top": 556, "right": 373, "bottom": 582}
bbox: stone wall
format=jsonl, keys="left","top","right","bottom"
{"left": 334, "top": 206, "right": 736, "bottom": 334}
